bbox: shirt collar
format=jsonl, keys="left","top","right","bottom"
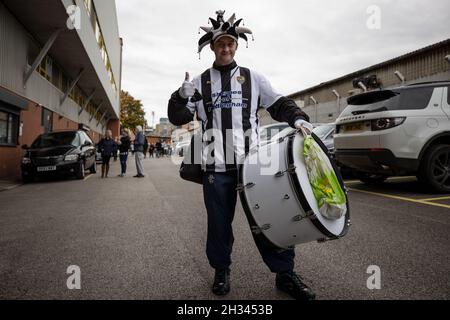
{"left": 212, "top": 61, "right": 237, "bottom": 73}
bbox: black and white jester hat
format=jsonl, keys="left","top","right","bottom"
{"left": 198, "top": 10, "right": 254, "bottom": 55}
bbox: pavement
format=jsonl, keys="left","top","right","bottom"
{"left": 0, "top": 156, "right": 449, "bottom": 300}
{"left": 0, "top": 179, "right": 22, "bottom": 192}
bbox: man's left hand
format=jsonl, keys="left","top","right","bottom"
{"left": 294, "top": 119, "right": 313, "bottom": 134}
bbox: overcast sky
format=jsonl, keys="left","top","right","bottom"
{"left": 115, "top": 0, "right": 450, "bottom": 126}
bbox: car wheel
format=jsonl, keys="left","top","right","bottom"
{"left": 90, "top": 161, "right": 97, "bottom": 174}
{"left": 418, "top": 144, "right": 450, "bottom": 193}
{"left": 76, "top": 161, "right": 85, "bottom": 179}
{"left": 354, "top": 171, "right": 388, "bottom": 184}
{"left": 22, "top": 173, "right": 34, "bottom": 183}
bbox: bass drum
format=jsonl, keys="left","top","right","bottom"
{"left": 238, "top": 129, "right": 350, "bottom": 251}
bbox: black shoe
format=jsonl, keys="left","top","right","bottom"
{"left": 133, "top": 174, "right": 144, "bottom": 178}
{"left": 212, "top": 268, "right": 230, "bottom": 296}
{"left": 276, "top": 271, "right": 316, "bottom": 300}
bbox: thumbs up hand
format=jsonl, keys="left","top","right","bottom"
{"left": 179, "top": 72, "right": 196, "bottom": 99}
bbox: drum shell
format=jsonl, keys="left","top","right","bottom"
{"left": 238, "top": 131, "right": 350, "bottom": 250}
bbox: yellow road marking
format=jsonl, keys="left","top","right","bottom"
{"left": 348, "top": 187, "right": 450, "bottom": 209}
{"left": 419, "top": 196, "right": 450, "bottom": 201}
{"left": 84, "top": 174, "right": 93, "bottom": 181}
{"left": 344, "top": 176, "right": 417, "bottom": 186}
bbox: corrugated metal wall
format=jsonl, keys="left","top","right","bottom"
{"left": 287, "top": 42, "right": 450, "bottom": 124}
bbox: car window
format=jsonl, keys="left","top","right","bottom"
{"left": 261, "top": 124, "right": 289, "bottom": 141}
{"left": 312, "top": 124, "right": 334, "bottom": 139}
{"left": 79, "top": 132, "right": 86, "bottom": 146}
{"left": 31, "top": 132, "right": 78, "bottom": 148}
{"left": 341, "top": 87, "right": 434, "bottom": 116}
{"left": 387, "top": 87, "right": 434, "bottom": 110}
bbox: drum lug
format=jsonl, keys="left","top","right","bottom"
{"left": 251, "top": 224, "right": 271, "bottom": 234}
{"left": 293, "top": 210, "right": 314, "bottom": 222}
{"left": 287, "top": 164, "right": 296, "bottom": 174}
{"left": 275, "top": 165, "right": 296, "bottom": 178}
{"left": 236, "top": 182, "right": 255, "bottom": 192}
{"left": 254, "top": 204, "right": 260, "bottom": 210}
{"left": 275, "top": 171, "right": 285, "bottom": 178}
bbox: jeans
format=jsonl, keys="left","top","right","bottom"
{"left": 202, "top": 171, "right": 295, "bottom": 273}
{"left": 119, "top": 152, "right": 128, "bottom": 174}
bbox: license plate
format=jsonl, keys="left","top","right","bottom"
{"left": 37, "top": 166, "right": 56, "bottom": 172}
{"left": 343, "top": 122, "right": 364, "bottom": 132}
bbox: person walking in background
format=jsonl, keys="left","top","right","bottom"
{"left": 149, "top": 143, "right": 155, "bottom": 158}
{"left": 143, "top": 137, "right": 149, "bottom": 159}
{"left": 97, "top": 129, "right": 117, "bottom": 178}
{"left": 133, "top": 125, "right": 145, "bottom": 178}
{"left": 117, "top": 129, "right": 131, "bottom": 177}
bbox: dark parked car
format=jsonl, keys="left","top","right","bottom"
{"left": 21, "top": 130, "right": 97, "bottom": 182}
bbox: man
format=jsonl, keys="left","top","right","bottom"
{"left": 97, "top": 130, "right": 116, "bottom": 178}
{"left": 117, "top": 129, "right": 131, "bottom": 177}
{"left": 133, "top": 125, "right": 145, "bottom": 178}
{"left": 167, "top": 10, "right": 315, "bottom": 300}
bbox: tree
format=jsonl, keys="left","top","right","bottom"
{"left": 120, "top": 90, "right": 146, "bottom": 131}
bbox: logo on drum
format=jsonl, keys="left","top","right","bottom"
{"left": 366, "top": 265, "right": 381, "bottom": 290}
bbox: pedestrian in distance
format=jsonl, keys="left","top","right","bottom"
{"left": 117, "top": 129, "right": 131, "bottom": 177}
{"left": 133, "top": 125, "right": 145, "bottom": 178}
{"left": 167, "top": 10, "right": 315, "bottom": 300}
{"left": 97, "top": 129, "right": 117, "bottom": 178}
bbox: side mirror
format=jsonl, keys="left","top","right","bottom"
{"left": 22, "top": 144, "right": 29, "bottom": 150}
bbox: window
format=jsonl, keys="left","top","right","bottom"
{"left": 0, "top": 111, "right": 19, "bottom": 145}
{"left": 38, "top": 56, "right": 52, "bottom": 81}
{"left": 387, "top": 87, "right": 434, "bottom": 110}
{"left": 84, "top": 0, "right": 92, "bottom": 16}
{"left": 41, "top": 108, "right": 53, "bottom": 133}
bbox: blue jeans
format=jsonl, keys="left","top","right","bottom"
{"left": 119, "top": 152, "right": 128, "bottom": 174}
{"left": 202, "top": 171, "right": 295, "bottom": 273}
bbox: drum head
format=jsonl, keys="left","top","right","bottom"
{"left": 290, "top": 132, "right": 348, "bottom": 237}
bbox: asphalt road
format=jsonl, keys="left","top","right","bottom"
{"left": 0, "top": 156, "right": 449, "bottom": 300}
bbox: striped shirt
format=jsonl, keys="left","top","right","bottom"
{"left": 168, "top": 61, "right": 309, "bottom": 173}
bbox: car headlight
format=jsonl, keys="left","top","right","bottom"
{"left": 64, "top": 154, "right": 79, "bottom": 161}
{"left": 22, "top": 157, "right": 31, "bottom": 164}
{"left": 371, "top": 117, "right": 406, "bottom": 131}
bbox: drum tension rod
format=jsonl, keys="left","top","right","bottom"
{"left": 275, "top": 165, "right": 296, "bottom": 177}
{"left": 292, "top": 210, "right": 314, "bottom": 222}
{"left": 251, "top": 224, "right": 271, "bottom": 234}
{"left": 235, "top": 182, "right": 255, "bottom": 191}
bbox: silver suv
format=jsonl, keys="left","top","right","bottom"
{"left": 334, "top": 81, "right": 450, "bottom": 193}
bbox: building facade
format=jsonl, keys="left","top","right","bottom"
{"left": 0, "top": 0, "right": 122, "bottom": 180}
{"left": 259, "top": 39, "right": 450, "bottom": 126}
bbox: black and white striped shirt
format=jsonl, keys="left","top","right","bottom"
{"left": 168, "top": 61, "right": 309, "bottom": 173}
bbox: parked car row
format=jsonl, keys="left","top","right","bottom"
{"left": 21, "top": 130, "right": 97, "bottom": 182}
{"left": 256, "top": 81, "right": 450, "bottom": 193}
{"left": 334, "top": 81, "right": 450, "bottom": 193}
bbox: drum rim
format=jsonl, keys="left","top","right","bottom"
{"left": 287, "top": 132, "right": 351, "bottom": 240}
